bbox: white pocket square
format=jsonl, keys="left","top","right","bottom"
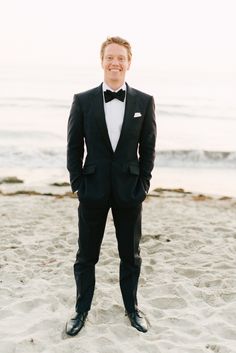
{"left": 133, "top": 112, "right": 142, "bottom": 118}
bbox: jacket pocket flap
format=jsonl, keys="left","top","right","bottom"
{"left": 82, "top": 165, "right": 96, "bottom": 175}
{"left": 129, "top": 165, "right": 140, "bottom": 175}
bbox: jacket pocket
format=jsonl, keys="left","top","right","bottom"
{"left": 129, "top": 164, "right": 140, "bottom": 176}
{"left": 82, "top": 165, "right": 96, "bottom": 175}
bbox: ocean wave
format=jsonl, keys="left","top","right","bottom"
{"left": 156, "top": 149, "right": 236, "bottom": 168}
{"left": 0, "top": 146, "right": 66, "bottom": 168}
{"left": 0, "top": 146, "right": 236, "bottom": 169}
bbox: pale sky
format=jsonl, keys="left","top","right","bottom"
{"left": 1, "top": 0, "right": 236, "bottom": 72}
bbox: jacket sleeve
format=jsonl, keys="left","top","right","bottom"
{"left": 67, "top": 94, "right": 84, "bottom": 192}
{"left": 139, "top": 96, "right": 157, "bottom": 192}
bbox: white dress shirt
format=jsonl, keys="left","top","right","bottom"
{"left": 103, "top": 82, "right": 126, "bottom": 152}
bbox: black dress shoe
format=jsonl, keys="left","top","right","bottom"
{"left": 66, "top": 311, "right": 88, "bottom": 336}
{"left": 126, "top": 309, "right": 148, "bottom": 333}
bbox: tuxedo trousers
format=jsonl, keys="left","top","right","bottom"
{"left": 74, "top": 201, "right": 142, "bottom": 313}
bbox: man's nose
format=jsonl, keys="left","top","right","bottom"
{"left": 111, "top": 58, "right": 119, "bottom": 65}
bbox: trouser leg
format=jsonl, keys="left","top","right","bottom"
{"left": 74, "top": 203, "right": 109, "bottom": 312}
{"left": 111, "top": 204, "right": 142, "bottom": 313}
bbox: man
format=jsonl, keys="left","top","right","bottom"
{"left": 66, "top": 36, "right": 156, "bottom": 336}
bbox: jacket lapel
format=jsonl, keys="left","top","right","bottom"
{"left": 93, "top": 84, "right": 114, "bottom": 154}
{"left": 114, "top": 84, "right": 137, "bottom": 153}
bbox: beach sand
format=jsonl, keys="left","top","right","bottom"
{"left": 1, "top": 189, "right": 236, "bottom": 353}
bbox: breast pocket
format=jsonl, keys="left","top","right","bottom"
{"left": 82, "top": 165, "right": 96, "bottom": 175}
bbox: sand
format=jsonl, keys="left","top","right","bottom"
{"left": 1, "top": 189, "right": 236, "bottom": 353}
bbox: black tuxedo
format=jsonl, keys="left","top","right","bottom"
{"left": 67, "top": 83, "right": 156, "bottom": 313}
{"left": 67, "top": 83, "right": 156, "bottom": 207}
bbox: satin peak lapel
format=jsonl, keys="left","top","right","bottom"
{"left": 93, "top": 85, "right": 113, "bottom": 154}
{"left": 114, "top": 86, "right": 137, "bottom": 153}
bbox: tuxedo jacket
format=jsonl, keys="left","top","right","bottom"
{"left": 67, "top": 83, "right": 156, "bottom": 207}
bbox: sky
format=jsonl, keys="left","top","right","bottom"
{"left": 0, "top": 0, "right": 236, "bottom": 73}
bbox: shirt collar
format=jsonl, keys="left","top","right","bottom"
{"left": 103, "top": 82, "right": 126, "bottom": 92}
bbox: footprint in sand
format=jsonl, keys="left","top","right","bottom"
{"left": 174, "top": 267, "right": 204, "bottom": 278}
{"left": 206, "top": 343, "right": 231, "bottom": 353}
{"left": 150, "top": 296, "right": 187, "bottom": 309}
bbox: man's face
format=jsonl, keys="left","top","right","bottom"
{"left": 101, "top": 43, "right": 131, "bottom": 87}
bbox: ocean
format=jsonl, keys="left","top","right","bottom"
{"left": 0, "top": 65, "right": 236, "bottom": 196}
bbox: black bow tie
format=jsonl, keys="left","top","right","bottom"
{"left": 104, "top": 89, "right": 125, "bottom": 103}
